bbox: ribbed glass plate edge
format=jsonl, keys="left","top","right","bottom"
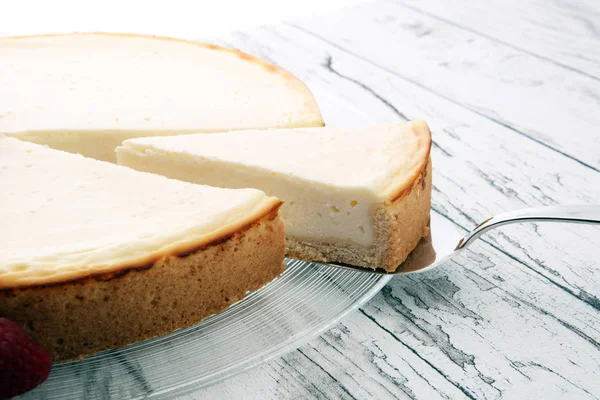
{"left": 22, "top": 260, "right": 392, "bottom": 399}
{"left": 151, "top": 266, "right": 392, "bottom": 399}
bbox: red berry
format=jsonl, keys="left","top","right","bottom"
{"left": 0, "top": 318, "right": 52, "bottom": 399}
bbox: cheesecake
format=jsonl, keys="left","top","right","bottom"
{"left": 0, "top": 33, "right": 323, "bottom": 162}
{"left": 0, "top": 136, "right": 286, "bottom": 362}
{"left": 117, "top": 121, "right": 432, "bottom": 271}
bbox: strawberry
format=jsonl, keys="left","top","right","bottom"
{"left": 0, "top": 318, "right": 52, "bottom": 399}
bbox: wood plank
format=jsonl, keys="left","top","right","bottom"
{"left": 178, "top": 22, "right": 600, "bottom": 399}
{"left": 398, "top": 0, "right": 600, "bottom": 79}
{"left": 187, "top": 245, "right": 600, "bottom": 398}
{"left": 185, "top": 311, "right": 470, "bottom": 399}
{"left": 290, "top": 0, "right": 600, "bottom": 171}
{"left": 361, "top": 244, "right": 600, "bottom": 399}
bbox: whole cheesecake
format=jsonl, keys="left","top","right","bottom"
{"left": 117, "top": 121, "right": 432, "bottom": 271}
{"left": 0, "top": 33, "right": 323, "bottom": 162}
{"left": 0, "top": 137, "right": 286, "bottom": 362}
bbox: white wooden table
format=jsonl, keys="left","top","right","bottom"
{"left": 177, "top": 1, "right": 600, "bottom": 398}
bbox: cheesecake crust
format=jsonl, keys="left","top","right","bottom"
{"left": 0, "top": 207, "right": 286, "bottom": 362}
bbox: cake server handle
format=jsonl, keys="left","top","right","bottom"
{"left": 455, "top": 205, "right": 600, "bottom": 251}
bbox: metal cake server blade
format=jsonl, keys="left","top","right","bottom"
{"left": 328, "top": 205, "right": 600, "bottom": 275}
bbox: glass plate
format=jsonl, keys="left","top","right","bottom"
{"left": 23, "top": 259, "right": 391, "bottom": 399}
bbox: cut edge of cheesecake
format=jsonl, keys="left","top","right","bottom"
{"left": 287, "top": 159, "right": 432, "bottom": 272}
{"left": 0, "top": 206, "right": 286, "bottom": 362}
{"left": 288, "top": 120, "right": 432, "bottom": 272}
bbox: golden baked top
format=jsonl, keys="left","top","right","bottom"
{"left": 0, "top": 33, "right": 324, "bottom": 161}
{"left": 0, "top": 137, "right": 281, "bottom": 289}
{"left": 119, "top": 120, "right": 431, "bottom": 202}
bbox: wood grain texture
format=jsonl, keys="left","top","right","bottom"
{"left": 398, "top": 0, "right": 600, "bottom": 79}
{"left": 180, "top": 2, "right": 600, "bottom": 399}
{"left": 181, "top": 310, "right": 469, "bottom": 399}
{"left": 293, "top": 0, "right": 600, "bottom": 171}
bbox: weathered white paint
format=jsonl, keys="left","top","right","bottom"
{"left": 292, "top": 0, "right": 600, "bottom": 170}
{"left": 398, "top": 0, "right": 600, "bottom": 79}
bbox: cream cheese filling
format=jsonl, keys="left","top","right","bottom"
{"left": 118, "top": 145, "right": 379, "bottom": 247}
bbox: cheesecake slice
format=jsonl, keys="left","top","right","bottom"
{"left": 0, "top": 33, "right": 323, "bottom": 162}
{"left": 0, "top": 136, "right": 285, "bottom": 362}
{"left": 117, "top": 121, "right": 432, "bottom": 271}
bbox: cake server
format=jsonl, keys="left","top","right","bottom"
{"left": 328, "top": 205, "right": 600, "bottom": 275}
